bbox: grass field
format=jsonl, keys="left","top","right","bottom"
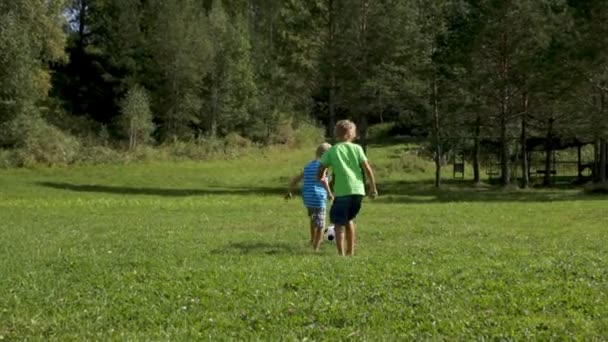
{"left": 1, "top": 144, "right": 607, "bottom": 340}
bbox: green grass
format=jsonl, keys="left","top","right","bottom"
{"left": 1, "top": 144, "right": 607, "bottom": 340}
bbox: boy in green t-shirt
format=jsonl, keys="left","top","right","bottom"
{"left": 318, "top": 120, "right": 378, "bottom": 256}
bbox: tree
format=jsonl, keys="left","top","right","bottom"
{"left": 205, "top": 0, "right": 258, "bottom": 138}
{"left": 119, "top": 85, "right": 154, "bottom": 150}
{"left": 567, "top": 0, "right": 608, "bottom": 183}
{"left": 466, "top": 0, "right": 566, "bottom": 186}
{"left": 0, "top": 0, "right": 67, "bottom": 143}
{"left": 415, "top": 0, "right": 455, "bottom": 187}
{"left": 147, "top": 0, "right": 212, "bottom": 140}
{"left": 53, "top": 0, "right": 147, "bottom": 125}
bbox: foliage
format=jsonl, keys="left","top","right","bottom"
{"left": 0, "top": 0, "right": 606, "bottom": 186}
{"left": 147, "top": 0, "right": 212, "bottom": 140}
{"left": 7, "top": 113, "right": 80, "bottom": 167}
{"left": 0, "top": 0, "right": 66, "bottom": 127}
{"left": 292, "top": 121, "right": 326, "bottom": 148}
{"left": 118, "top": 85, "right": 155, "bottom": 150}
{"left": 367, "top": 122, "right": 397, "bottom": 141}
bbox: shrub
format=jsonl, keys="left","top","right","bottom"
{"left": 0, "top": 149, "right": 14, "bottom": 168}
{"left": 160, "top": 136, "right": 230, "bottom": 161}
{"left": 293, "top": 121, "right": 325, "bottom": 148}
{"left": 8, "top": 113, "right": 80, "bottom": 167}
{"left": 76, "top": 145, "right": 126, "bottom": 165}
{"left": 367, "top": 122, "right": 396, "bottom": 141}
{"left": 43, "top": 102, "right": 100, "bottom": 142}
{"left": 584, "top": 182, "right": 608, "bottom": 194}
{"left": 118, "top": 85, "right": 155, "bottom": 150}
{"left": 224, "top": 132, "right": 252, "bottom": 149}
{"left": 272, "top": 117, "right": 296, "bottom": 146}
{"left": 130, "top": 145, "right": 164, "bottom": 163}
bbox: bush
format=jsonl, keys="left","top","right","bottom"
{"left": 43, "top": 102, "right": 100, "bottom": 142}
{"left": 584, "top": 182, "right": 608, "bottom": 194}
{"left": 76, "top": 145, "right": 126, "bottom": 165}
{"left": 367, "top": 122, "right": 396, "bottom": 141}
{"left": 271, "top": 117, "right": 296, "bottom": 146}
{"left": 293, "top": 121, "right": 325, "bottom": 148}
{"left": 0, "top": 149, "right": 14, "bottom": 168}
{"left": 8, "top": 114, "right": 80, "bottom": 167}
{"left": 224, "top": 132, "right": 252, "bottom": 149}
{"left": 129, "top": 145, "right": 165, "bottom": 163}
{"left": 160, "top": 136, "right": 229, "bottom": 161}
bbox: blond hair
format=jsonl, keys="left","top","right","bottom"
{"left": 334, "top": 120, "right": 357, "bottom": 142}
{"left": 316, "top": 142, "right": 332, "bottom": 158}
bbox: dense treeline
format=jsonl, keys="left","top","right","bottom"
{"left": 1, "top": 0, "right": 607, "bottom": 186}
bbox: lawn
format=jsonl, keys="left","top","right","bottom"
{"left": 0, "top": 144, "right": 607, "bottom": 340}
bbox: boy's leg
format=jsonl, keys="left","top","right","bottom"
{"left": 335, "top": 225, "right": 345, "bottom": 256}
{"left": 329, "top": 198, "right": 347, "bottom": 256}
{"left": 311, "top": 208, "right": 325, "bottom": 251}
{"left": 346, "top": 220, "right": 356, "bottom": 256}
{"left": 345, "top": 196, "right": 363, "bottom": 256}
{"left": 312, "top": 228, "right": 323, "bottom": 251}
{"left": 307, "top": 208, "right": 315, "bottom": 244}
{"left": 309, "top": 221, "right": 315, "bottom": 245}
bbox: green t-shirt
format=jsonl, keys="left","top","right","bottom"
{"left": 320, "top": 142, "right": 367, "bottom": 197}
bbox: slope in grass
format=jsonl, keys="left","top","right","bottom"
{"left": 0, "top": 145, "right": 607, "bottom": 340}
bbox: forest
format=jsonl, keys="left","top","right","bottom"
{"left": 1, "top": 0, "right": 607, "bottom": 187}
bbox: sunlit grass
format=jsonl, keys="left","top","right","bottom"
{"left": 0, "top": 144, "right": 607, "bottom": 340}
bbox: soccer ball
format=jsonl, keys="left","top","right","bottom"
{"left": 324, "top": 224, "right": 335, "bottom": 242}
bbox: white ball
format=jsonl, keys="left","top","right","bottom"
{"left": 325, "top": 224, "right": 335, "bottom": 242}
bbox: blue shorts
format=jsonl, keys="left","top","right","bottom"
{"left": 330, "top": 195, "right": 363, "bottom": 226}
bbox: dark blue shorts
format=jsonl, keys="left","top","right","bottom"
{"left": 330, "top": 195, "right": 363, "bottom": 225}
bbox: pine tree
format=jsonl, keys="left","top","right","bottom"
{"left": 206, "top": 0, "right": 258, "bottom": 138}
{"left": 466, "top": 0, "right": 566, "bottom": 186}
{"left": 568, "top": 0, "right": 608, "bottom": 183}
{"left": 147, "top": 0, "right": 212, "bottom": 140}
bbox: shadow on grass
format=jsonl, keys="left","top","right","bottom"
{"left": 212, "top": 241, "right": 307, "bottom": 256}
{"left": 37, "top": 182, "right": 284, "bottom": 197}
{"left": 376, "top": 179, "right": 608, "bottom": 204}
{"left": 37, "top": 180, "right": 607, "bottom": 204}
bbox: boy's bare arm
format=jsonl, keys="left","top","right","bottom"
{"left": 361, "top": 160, "right": 378, "bottom": 198}
{"left": 317, "top": 164, "right": 328, "bottom": 181}
{"left": 286, "top": 173, "right": 303, "bottom": 199}
{"left": 320, "top": 170, "right": 334, "bottom": 201}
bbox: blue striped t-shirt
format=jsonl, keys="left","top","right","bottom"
{"left": 302, "top": 160, "right": 328, "bottom": 208}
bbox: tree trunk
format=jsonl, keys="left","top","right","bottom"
{"left": 500, "top": 101, "right": 510, "bottom": 186}
{"left": 543, "top": 117, "right": 554, "bottom": 187}
{"left": 498, "top": 31, "right": 511, "bottom": 187}
{"left": 600, "top": 139, "right": 607, "bottom": 183}
{"left": 601, "top": 91, "right": 607, "bottom": 183}
{"left": 357, "top": 1, "right": 369, "bottom": 153}
{"left": 473, "top": 115, "right": 481, "bottom": 184}
{"left": 597, "top": 141, "right": 600, "bottom": 182}
{"left": 77, "top": 0, "right": 87, "bottom": 51}
{"left": 432, "top": 75, "right": 441, "bottom": 188}
{"left": 577, "top": 144, "right": 583, "bottom": 180}
{"left": 129, "top": 118, "right": 135, "bottom": 150}
{"left": 211, "top": 79, "right": 218, "bottom": 137}
{"left": 358, "top": 115, "right": 368, "bottom": 153}
{"left": 327, "top": 0, "right": 336, "bottom": 138}
{"left": 520, "top": 93, "right": 529, "bottom": 189}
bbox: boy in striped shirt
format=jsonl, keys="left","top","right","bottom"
{"left": 286, "top": 143, "right": 334, "bottom": 251}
